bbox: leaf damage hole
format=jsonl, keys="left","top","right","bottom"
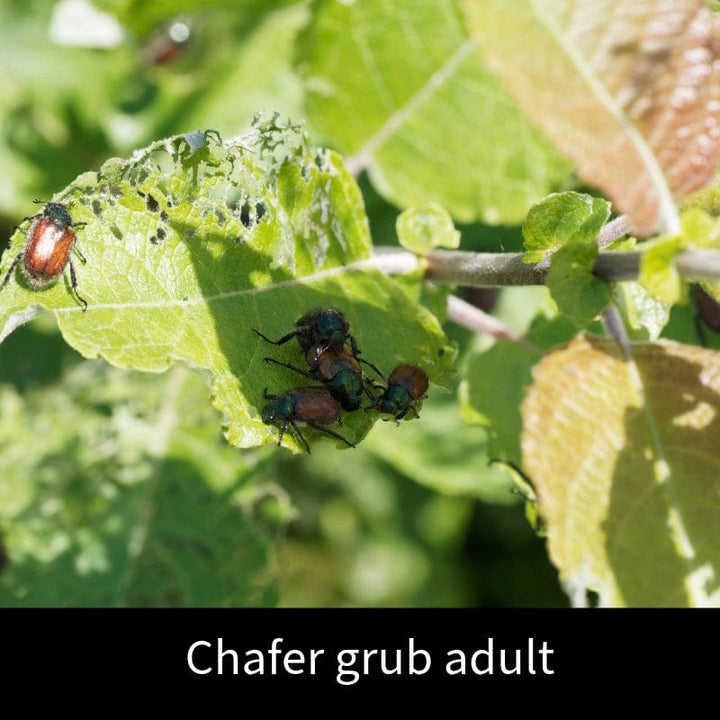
{"left": 237, "top": 200, "right": 267, "bottom": 230}
{"left": 145, "top": 193, "right": 160, "bottom": 213}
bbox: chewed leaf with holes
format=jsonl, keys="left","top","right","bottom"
{"left": 0, "top": 115, "right": 455, "bottom": 452}
{"left": 521, "top": 334, "right": 720, "bottom": 607}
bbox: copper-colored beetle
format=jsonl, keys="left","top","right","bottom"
{"left": 373, "top": 364, "right": 429, "bottom": 420}
{"left": 261, "top": 387, "right": 355, "bottom": 453}
{"left": 0, "top": 201, "right": 87, "bottom": 310}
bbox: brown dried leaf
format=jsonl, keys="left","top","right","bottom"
{"left": 463, "top": 0, "right": 720, "bottom": 236}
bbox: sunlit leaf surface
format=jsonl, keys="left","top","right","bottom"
{"left": 522, "top": 334, "right": 720, "bottom": 607}
{"left": 299, "top": 0, "right": 570, "bottom": 225}
{"left": 464, "top": 0, "right": 720, "bottom": 236}
{"left": 0, "top": 117, "right": 454, "bottom": 452}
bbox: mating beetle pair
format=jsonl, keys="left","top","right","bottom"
{"left": 255, "top": 308, "right": 374, "bottom": 411}
{"left": 256, "top": 308, "right": 429, "bottom": 452}
{"left": 0, "top": 201, "right": 88, "bottom": 310}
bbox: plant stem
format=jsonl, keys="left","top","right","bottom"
{"left": 596, "top": 215, "right": 631, "bottom": 248}
{"left": 446, "top": 295, "right": 541, "bottom": 352}
{"left": 674, "top": 248, "right": 720, "bottom": 281}
{"left": 426, "top": 250, "right": 546, "bottom": 285}
{"left": 422, "top": 248, "right": 643, "bottom": 284}
{"left": 370, "top": 246, "right": 720, "bottom": 286}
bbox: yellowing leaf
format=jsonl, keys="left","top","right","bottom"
{"left": 522, "top": 334, "right": 720, "bottom": 607}
{"left": 463, "top": 0, "right": 720, "bottom": 236}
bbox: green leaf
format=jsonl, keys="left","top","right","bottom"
{"left": 96, "top": 0, "right": 296, "bottom": 35}
{"left": 680, "top": 183, "right": 720, "bottom": 217}
{"left": 546, "top": 241, "right": 612, "bottom": 327}
{"left": 396, "top": 204, "right": 460, "bottom": 254}
{"left": 0, "top": 2, "right": 308, "bottom": 216}
{"left": 174, "top": 3, "right": 308, "bottom": 138}
{"left": 612, "top": 282, "right": 672, "bottom": 342}
{"left": 522, "top": 191, "right": 611, "bottom": 264}
{"left": 639, "top": 208, "right": 720, "bottom": 304}
{"left": 601, "top": 235, "right": 672, "bottom": 341}
{"left": 0, "top": 117, "right": 455, "bottom": 453}
{"left": 460, "top": 310, "right": 580, "bottom": 465}
{"left": 680, "top": 206, "right": 720, "bottom": 249}
{"left": 678, "top": 207, "right": 720, "bottom": 306}
{"left": 0, "top": 359, "right": 282, "bottom": 607}
{"left": 298, "top": 0, "right": 570, "bottom": 225}
{"left": 364, "top": 394, "right": 515, "bottom": 504}
{"left": 0, "top": 1, "right": 136, "bottom": 210}
{"left": 489, "top": 460, "right": 545, "bottom": 535}
{"left": 639, "top": 234, "right": 683, "bottom": 303}
{"left": 522, "top": 334, "right": 720, "bottom": 607}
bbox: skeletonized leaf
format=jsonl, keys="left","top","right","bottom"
{"left": 522, "top": 334, "right": 720, "bottom": 607}
{"left": 463, "top": 0, "right": 720, "bottom": 236}
{"left": 0, "top": 116, "right": 454, "bottom": 452}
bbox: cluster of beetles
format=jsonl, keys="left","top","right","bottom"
{"left": 255, "top": 308, "right": 429, "bottom": 452}
{"left": 0, "top": 200, "right": 429, "bottom": 453}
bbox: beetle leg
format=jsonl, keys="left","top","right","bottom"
{"left": 68, "top": 260, "right": 88, "bottom": 311}
{"left": 253, "top": 328, "right": 297, "bottom": 346}
{"left": 306, "top": 421, "right": 355, "bottom": 449}
{"left": 358, "top": 356, "right": 384, "bottom": 379}
{"left": 275, "top": 418, "right": 290, "bottom": 447}
{"left": 363, "top": 389, "right": 382, "bottom": 412}
{"left": 74, "top": 247, "right": 87, "bottom": 264}
{"left": 289, "top": 420, "right": 311, "bottom": 453}
{"left": 348, "top": 334, "right": 360, "bottom": 357}
{"left": 0, "top": 254, "right": 21, "bottom": 292}
{"left": 362, "top": 381, "right": 379, "bottom": 403}
{"left": 263, "top": 356, "right": 317, "bottom": 382}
